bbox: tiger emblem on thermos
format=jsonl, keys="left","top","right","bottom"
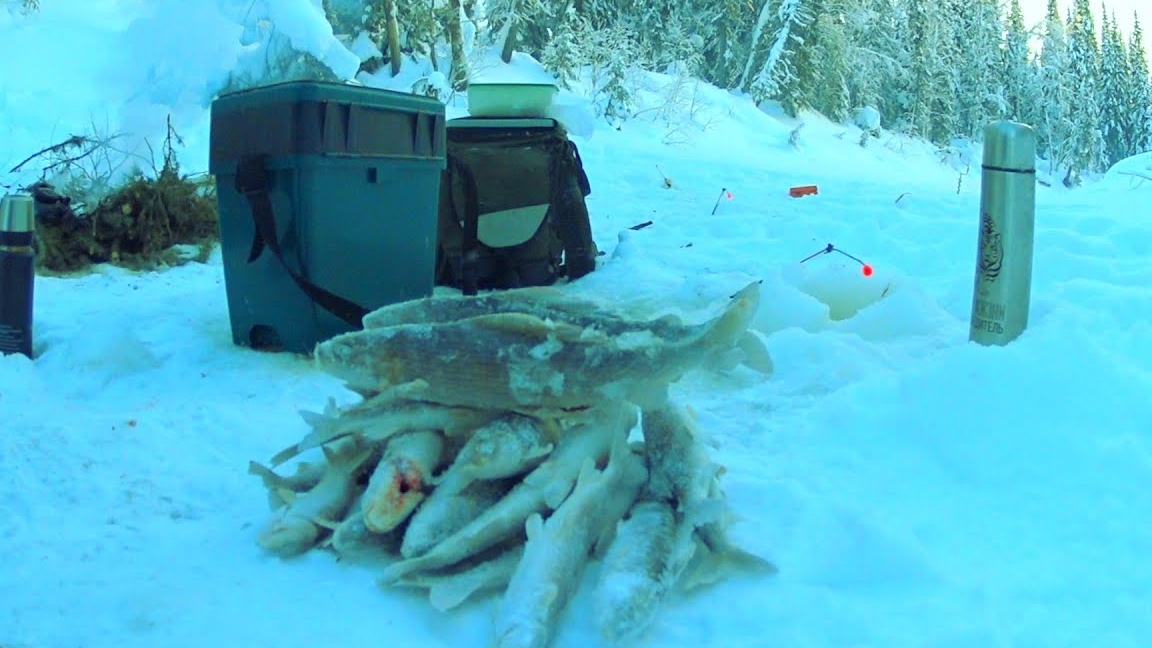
{"left": 978, "top": 211, "right": 1003, "bottom": 281}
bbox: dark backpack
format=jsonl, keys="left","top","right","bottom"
{"left": 435, "top": 117, "right": 597, "bottom": 295}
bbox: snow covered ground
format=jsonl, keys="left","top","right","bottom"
{"left": 3, "top": 3, "right": 1152, "bottom": 648}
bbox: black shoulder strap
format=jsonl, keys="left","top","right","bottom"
{"left": 446, "top": 152, "right": 482, "bottom": 296}
{"left": 548, "top": 139, "right": 596, "bottom": 280}
{"left": 234, "top": 154, "right": 369, "bottom": 327}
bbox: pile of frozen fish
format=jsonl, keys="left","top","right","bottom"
{"left": 248, "top": 282, "right": 777, "bottom": 647}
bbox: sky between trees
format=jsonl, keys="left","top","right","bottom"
{"left": 1022, "top": 0, "right": 1147, "bottom": 61}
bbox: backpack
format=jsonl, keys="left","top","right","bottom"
{"left": 435, "top": 117, "right": 597, "bottom": 296}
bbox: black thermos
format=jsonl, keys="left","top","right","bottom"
{"left": 0, "top": 194, "right": 35, "bottom": 358}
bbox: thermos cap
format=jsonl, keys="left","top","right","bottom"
{"left": 983, "top": 121, "right": 1037, "bottom": 173}
{"left": 0, "top": 194, "right": 36, "bottom": 234}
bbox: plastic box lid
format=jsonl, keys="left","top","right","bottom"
{"left": 212, "top": 80, "right": 441, "bottom": 114}
{"left": 209, "top": 81, "right": 446, "bottom": 169}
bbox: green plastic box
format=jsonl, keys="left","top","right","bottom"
{"left": 209, "top": 81, "right": 446, "bottom": 354}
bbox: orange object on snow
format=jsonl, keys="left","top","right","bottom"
{"left": 789, "top": 185, "right": 819, "bottom": 197}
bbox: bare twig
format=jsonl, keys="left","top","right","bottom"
{"left": 9, "top": 135, "right": 92, "bottom": 173}
{"left": 788, "top": 123, "right": 804, "bottom": 148}
{"left": 1118, "top": 170, "right": 1152, "bottom": 183}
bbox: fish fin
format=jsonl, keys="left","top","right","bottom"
{"left": 525, "top": 513, "right": 545, "bottom": 541}
{"left": 706, "top": 348, "right": 744, "bottom": 371}
{"left": 294, "top": 428, "right": 353, "bottom": 460}
{"left": 380, "top": 379, "right": 430, "bottom": 400}
{"left": 462, "top": 313, "right": 588, "bottom": 343}
{"left": 274, "top": 488, "right": 297, "bottom": 505}
{"left": 269, "top": 444, "right": 303, "bottom": 467}
{"left": 379, "top": 558, "right": 423, "bottom": 586}
{"left": 248, "top": 460, "right": 285, "bottom": 485}
{"left": 736, "top": 330, "right": 774, "bottom": 374}
{"left": 696, "top": 281, "right": 761, "bottom": 352}
{"left": 543, "top": 477, "right": 576, "bottom": 509}
{"left": 266, "top": 491, "right": 289, "bottom": 511}
{"left": 324, "top": 397, "right": 340, "bottom": 416}
{"left": 312, "top": 516, "right": 342, "bottom": 531}
{"left": 574, "top": 457, "right": 599, "bottom": 489}
{"left": 349, "top": 380, "right": 430, "bottom": 411}
{"left": 428, "top": 577, "right": 490, "bottom": 612}
{"left": 592, "top": 520, "right": 619, "bottom": 559}
{"left": 678, "top": 541, "right": 778, "bottom": 591}
{"left": 299, "top": 405, "right": 327, "bottom": 426}
{"left": 631, "top": 380, "right": 671, "bottom": 410}
{"left": 685, "top": 498, "right": 727, "bottom": 527}
{"left": 526, "top": 443, "right": 555, "bottom": 461}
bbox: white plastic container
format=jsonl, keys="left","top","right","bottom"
{"left": 467, "top": 82, "right": 557, "bottom": 118}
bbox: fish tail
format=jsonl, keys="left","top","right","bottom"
{"left": 428, "top": 577, "right": 484, "bottom": 612}
{"left": 248, "top": 460, "right": 291, "bottom": 489}
{"left": 379, "top": 554, "right": 433, "bottom": 585}
{"left": 678, "top": 543, "right": 777, "bottom": 591}
{"left": 736, "top": 330, "right": 774, "bottom": 374}
{"left": 695, "top": 280, "right": 761, "bottom": 353}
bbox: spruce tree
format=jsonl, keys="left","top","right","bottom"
{"left": 953, "top": 0, "right": 1006, "bottom": 139}
{"left": 904, "top": 0, "right": 958, "bottom": 143}
{"left": 703, "top": 0, "right": 758, "bottom": 89}
{"left": 1125, "top": 15, "right": 1152, "bottom": 154}
{"left": 784, "top": 0, "right": 852, "bottom": 119}
{"left": 1002, "top": 0, "right": 1038, "bottom": 126}
{"left": 745, "top": 0, "right": 812, "bottom": 105}
{"left": 1097, "top": 9, "right": 1130, "bottom": 167}
{"left": 1036, "top": 0, "right": 1071, "bottom": 171}
{"left": 541, "top": 8, "right": 587, "bottom": 89}
{"left": 1062, "top": 0, "right": 1106, "bottom": 184}
{"left": 841, "top": 0, "right": 905, "bottom": 127}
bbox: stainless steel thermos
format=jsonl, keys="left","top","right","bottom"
{"left": 0, "top": 194, "right": 36, "bottom": 358}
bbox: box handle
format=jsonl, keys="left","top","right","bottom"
{"left": 414, "top": 112, "right": 431, "bottom": 157}
{"left": 322, "top": 102, "right": 351, "bottom": 153}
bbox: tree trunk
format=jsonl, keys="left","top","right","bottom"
{"left": 501, "top": 21, "right": 519, "bottom": 63}
{"left": 446, "top": 0, "right": 469, "bottom": 89}
{"left": 740, "top": 0, "right": 776, "bottom": 90}
{"left": 382, "top": 0, "right": 403, "bottom": 76}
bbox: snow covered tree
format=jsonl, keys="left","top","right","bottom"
{"left": 541, "top": 8, "right": 587, "bottom": 90}
{"left": 1001, "top": 0, "right": 1038, "bottom": 126}
{"left": 903, "top": 0, "right": 959, "bottom": 142}
{"left": 784, "top": 0, "right": 853, "bottom": 120}
{"left": 742, "top": 0, "right": 812, "bottom": 105}
{"left": 570, "top": 0, "right": 617, "bottom": 28}
{"left": 703, "top": 0, "right": 758, "bottom": 89}
{"left": 483, "top": 0, "right": 551, "bottom": 61}
{"left": 443, "top": 0, "right": 468, "bottom": 89}
{"left": 363, "top": 0, "right": 404, "bottom": 76}
{"left": 840, "top": 0, "right": 906, "bottom": 126}
{"left": 598, "top": 25, "right": 641, "bottom": 124}
{"left": 1124, "top": 15, "right": 1152, "bottom": 155}
{"left": 1062, "top": 0, "right": 1106, "bottom": 184}
{"left": 617, "top": 0, "right": 711, "bottom": 76}
{"left": 1097, "top": 9, "right": 1130, "bottom": 167}
{"left": 1035, "top": 0, "right": 1071, "bottom": 170}
{"left": 952, "top": 0, "right": 1006, "bottom": 138}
